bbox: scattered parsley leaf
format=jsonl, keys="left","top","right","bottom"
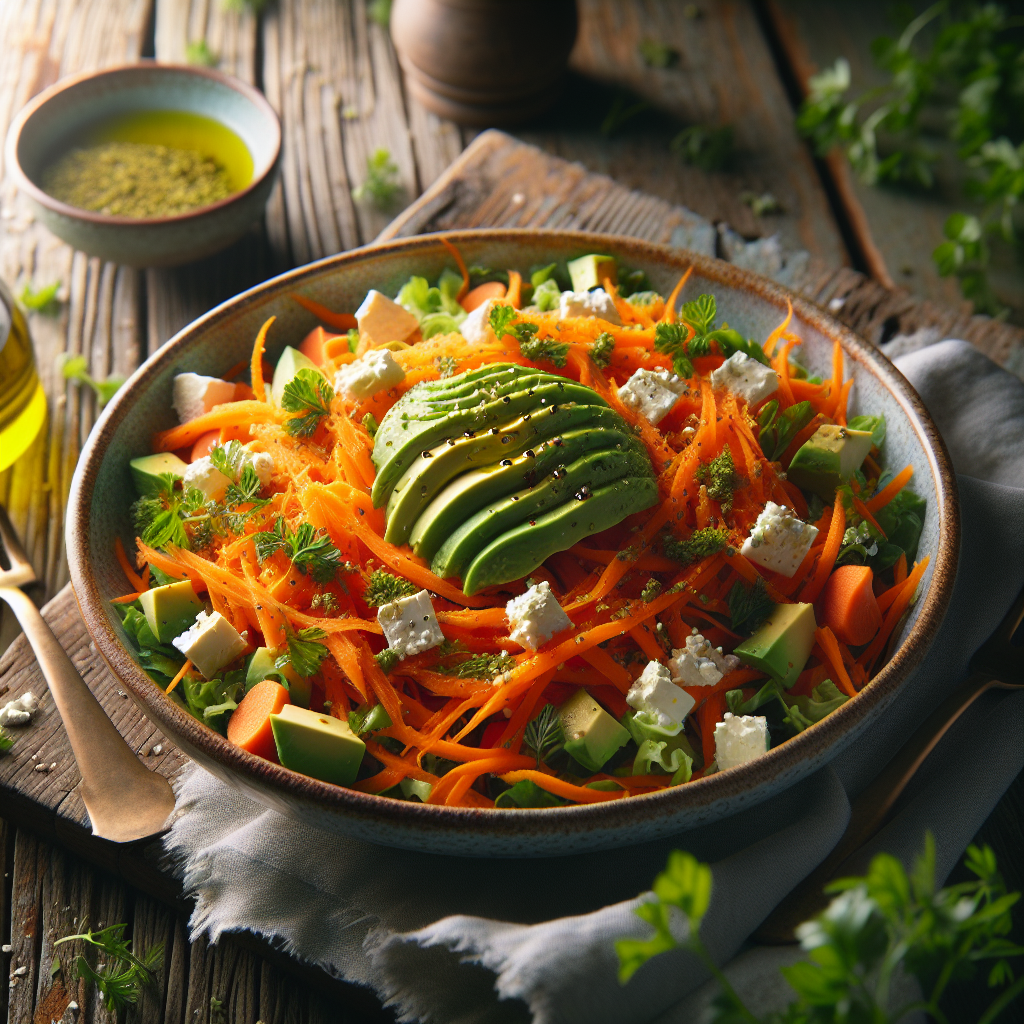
{"left": 375, "top": 647, "right": 401, "bottom": 674}
{"left": 0, "top": 726, "right": 13, "bottom": 753}
{"left": 253, "top": 520, "right": 343, "bottom": 583}
{"left": 363, "top": 569, "right": 417, "bottom": 608}
{"left": 310, "top": 591, "right": 340, "bottom": 614}
{"left": 694, "top": 449, "right": 744, "bottom": 510}
{"left": 641, "top": 578, "right": 663, "bottom": 602}
{"left": 670, "top": 124, "right": 735, "bottom": 171}
{"left": 57, "top": 352, "right": 125, "bottom": 406}
{"left": 662, "top": 527, "right": 727, "bottom": 565}
{"left": 281, "top": 368, "right": 334, "bottom": 438}
{"left": 209, "top": 439, "right": 246, "bottom": 479}
{"left": 523, "top": 704, "right": 564, "bottom": 767}
{"left": 435, "top": 355, "right": 457, "bottom": 378}
{"left": 276, "top": 625, "right": 329, "bottom": 678}
{"left": 680, "top": 293, "right": 717, "bottom": 335}
{"left": 20, "top": 280, "right": 61, "bottom": 314}
{"left": 185, "top": 39, "right": 218, "bottom": 66}
{"left": 519, "top": 332, "right": 570, "bottom": 368}
{"left": 653, "top": 321, "right": 687, "bottom": 355}
{"left": 352, "top": 148, "right": 401, "bottom": 209}
{"left": 727, "top": 579, "right": 773, "bottom": 636}
{"left": 638, "top": 39, "right": 679, "bottom": 69}
{"left": 590, "top": 332, "right": 616, "bottom": 368}
{"left": 488, "top": 304, "right": 518, "bottom": 338}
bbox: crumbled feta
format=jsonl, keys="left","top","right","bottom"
{"left": 506, "top": 581, "right": 572, "bottom": 651}
{"left": 0, "top": 691, "right": 39, "bottom": 727}
{"left": 709, "top": 351, "right": 779, "bottom": 407}
{"left": 558, "top": 288, "right": 622, "bottom": 325}
{"left": 246, "top": 448, "right": 274, "bottom": 487}
{"left": 172, "top": 373, "right": 237, "bottom": 424}
{"left": 668, "top": 630, "right": 741, "bottom": 688}
{"left": 460, "top": 298, "right": 499, "bottom": 345}
{"left": 714, "top": 712, "right": 768, "bottom": 771}
{"left": 183, "top": 456, "right": 232, "bottom": 502}
{"left": 334, "top": 348, "right": 406, "bottom": 401}
{"left": 355, "top": 289, "right": 420, "bottom": 347}
{"left": 618, "top": 368, "right": 689, "bottom": 425}
{"left": 172, "top": 610, "right": 247, "bottom": 679}
{"left": 626, "top": 660, "right": 695, "bottom": 730}
{"left": 377, "top": 589, "right": 445, "bottom": 658}
{"left": 741, "top": 501, "right": 819, "bottom": 577}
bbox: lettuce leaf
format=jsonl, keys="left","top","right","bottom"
{"left": 848, "top": 413, "right": 886, "bottom": 448}
{"left": 494, "top": 779, "right": 568, "bottom": 808}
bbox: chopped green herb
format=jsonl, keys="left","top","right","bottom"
{"left": 252, "top": 520, "right": 344, "bottom": 583}
{"left": 276, "top": 625, "right": 329, "bottom": 678}
{"left": 679, "top": 293, "right": 716, "bottom": 335}
{"left": 662, "top": 527, "right": 727, "bottom": 565}
{"left": 434, "top": 355, "right": 457, "bottom": 378}
{"left": 280, "top": 368, "right": 334, "bottom": 438}
{"left": 518, "top": 332, "right": 570, "bottom": 368}
{"left": 363, "top": 569, "right": 418, "bottom": 608}
{"left": 640, "top": 578, "right": 663, "bottom": 602}
{"left": 361, "top": 412, "right": 379, "bottom": 438}
{"left": 434, "top": 651, "right": 516, "bottom": 680}
{"left": 20, "top": 280, "right": 61, "bottom": 314}
{"left": 347, "top": 328, "right": 359, "bottom": 352}
{"left": 590, "top": 332, "right": 616, "bottom": 368}
{"left": 352, "top": 148, "right": 401, "bottom": 209}
{"left": 670, "top": 124, "right": 735, "bottom": 171}
{"left": 523, "top": 704, "right": 565, "bottom": 767}
{"left": 694, "top": 449, "right": 743, "bottom": 510}
{"left": 185, "top": 39, "right": 218, "bottom": 67}
{"left": 57, "top": 352, "right": 125, "bottom": 407}
{"left": 309, "top": 591, "right": 340, "bottom": 614}
{"left": 375, "top": 647, "right": 401, "bottom": 674}
{"left": 488, "top": 304, "right": 518, "bottom": 338}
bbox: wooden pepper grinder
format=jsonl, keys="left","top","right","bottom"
{"left": 390, "top": 0, "right": 578, "bottom": 127}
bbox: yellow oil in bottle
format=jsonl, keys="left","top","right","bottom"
{"left": 0, "top": 281, "right": 46, "bottom": 473}
{"left": 91, "top": 109, "right": 254, "bottom": 192}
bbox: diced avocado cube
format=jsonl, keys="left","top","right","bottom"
{"left": 245, "top": 647, "right": 311, "bottom": 708}
{"left": 400, "top": 778, "right": 432, "bottom": 802}
{"left": 787, "top": 425, "right": 874, "bottom": 500}
{"left": 733, "top": 602, "right": 816, "bottom": 690}
{"left": 130, "top": 452, "right": 189, "bottom": 496}
{"left": 270, "top": 346, "right": 326, "bottom": 407}
{"left": 567, "top": 254, "right": 618, "bottom": 293}
{"left": 270, "top": 704, "right": 365, "bottom": 786}
{"left": 559, "top": 689, "right": 630, "bottom": 773}
{"left": 138, "top": 580, "right": 203, "bottom": 645}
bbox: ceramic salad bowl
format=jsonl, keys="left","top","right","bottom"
{"left": 66, "top": 230, "right": 959, "bottom": 856}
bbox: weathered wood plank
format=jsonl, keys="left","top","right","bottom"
{"left": 7, "top": 830, "right": 44, "bottom": 1024}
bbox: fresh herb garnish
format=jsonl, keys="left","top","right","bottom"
{"left": 638, "top": 39, "right": 679, "bottom": 69}
{"left": 57, "top": 352, "right": 125, "bottom": 407}
{"left": 252, "top": 520, "right": 343, "bottom": 583}
{"left": 185, "top": 39, "right": 218, "bottom": 66}
{"left": 435, "top": 355, "right": 457, "bottom": 378}
{"left": 0, "top": 726, "right": 13, "bottom": 753}
{"left": 281, "top": 368, "right": 334, "bottom": 438}
{"left": 518, "top": 332, "right": 570, "bottom": 368}
{"left": 640, "top": 578, "right": 663, "bottom": 602}
{"left": 363, "top": 569, "right": 418, "bottom": 608}
{"left": 727, "top": 578, "right": 773, "bottom": 636}
{"left": 434, "top": 651, "right": 516, "bottom": 680}
{"left": 590, "top": 332, "right": 616, "bottom": 368}
{"left": 757, "top": 399, "right": 816, "bottom": 462}
{"left": 54, "top": 922, "right": 163, "bottom": 1014}
{"left": 352, "top": 148, "right": 402, "bottom": 209}
{"left": 20, "top": 280, "right": 61, "bottom": 314}
{"left": 488, "top": 304, "right": 518, "bottom": 338}
{"left": 680, "top": 293, "right": 717, "bottom": 335}
{"left": 275, "top": 625, "right": 329, "bottom": 678}
{"left": 662, "top": 527, "right": 728, "bottom": 565}
{"left": 523, "top": 704, "right": 564, "bottom": 767}
{"left": 694, "top": 449, "right": 743, "bottom": 510}
{"left": 670, "top": 124, "right": 736, "bottom": 171}
{"left": 375, "top": 647, "right": 401, "bottom": 674}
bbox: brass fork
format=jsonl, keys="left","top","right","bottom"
{"left": 0, "top": 504, "right": 175, "bottom": 842}
{"left": 756, "top": 585, "right": 1024, "bottom": 944}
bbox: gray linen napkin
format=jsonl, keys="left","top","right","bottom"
{"left": 164, "top": 340, "right": 1024, "bottom": 1024}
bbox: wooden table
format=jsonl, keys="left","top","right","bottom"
{"left": 0, "top": 3, "right": 1021, "bottom": 1022}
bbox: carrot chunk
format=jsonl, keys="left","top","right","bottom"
{"left": 299, "top": 325, "right": 345, "bottom": 368}
{"left": 818, "top": 564, "right": 882, "bottom": 646}
{"left": 461, "top": 280, "right": 507, "bottom": 312}
{"left": 190, "top": 429, "right": 221, "bottom": 463}
{"left": 227, "top": 680, "right": 291, "bottom": 761}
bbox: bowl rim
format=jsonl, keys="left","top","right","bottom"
{"left": 4, "top": 61, "right": 281, "bottom": 228}
{"left": 67, "top": 228, "right": 960, "bottom": 842}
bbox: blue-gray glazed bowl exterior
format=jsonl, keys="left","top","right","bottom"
{"left": 5, "top": 63, "right": 280, "bottom": 268}
{"left": 67, "top": 230, "right": 959, "bottom": 856}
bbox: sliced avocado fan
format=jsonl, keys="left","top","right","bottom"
{"left": 371, "top": 365, "right": 658, "bottom": 594}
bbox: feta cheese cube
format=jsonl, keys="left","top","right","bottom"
{"left": 741, "top": 502, "right": 819, "bottom": 578}
{"left": 246, "top": 448, "right": 275, "bottom": 487}
{"left": 626, "top": 661, "right": 695, "bottom": 730}
{"left": 0, "top": 691, "right": 39, "bottom": 727}
{"left": 709, "top": 351, "right": 779, "bottom": 407}
{"left": 668, "top": 630, "right": 741, "bottom": 688}
{"left": 617, "top": 368, "right": 689, "bottom": 425}
{"left": 558, "top": 288, "right": 622, "bottom": 325}
{"left": 460, "top": 298, "right": 499, "bottom": 346}
{"left": 714, "top": 712, "right": 768, "bottom": 771}
{"left": 172, "top": 373, "right": 237, "bottom": 424}
{"left": 172, "top": 610, "right": 247, "bottom": 679}
{"left": 183, "top": 456, "right": 232, "bottom": 502}
{"left": 506, "top": 581, "right": 572, "bottom": 651}
{"left": 377, "top": 589, "right": 445, "bottom": 658}
{"left": 334, "top": 348, "right": 406, "bottom": 401}
{"left": 355, "top": 289, "right": 420, "bottom": 347}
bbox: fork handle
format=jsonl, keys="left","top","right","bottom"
{"left": 0, "top": 586, "right": 175, "bottom": 842}
{"left": 754, "top": 670, "right": 1008, "bottom": 944}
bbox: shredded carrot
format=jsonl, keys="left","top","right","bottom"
{"left": 865, "top": 465, "right": 914, "bottom": 513}
{"left": 115, "top": 537, "right": 146, "bottom": 591}
{"left": 763, "top": 300, "right": 792, "bottom": 357}
{"left": 250, "top": 316, "right": 274, "bottom": 404}
{"left": 859, "top": 557, "right": 930, "bottom": 670}
{"left": 111, "top": 592, "right": 144, "bottom": 604}
{"left": 814, "top": 627, "right": 857, "bottom": 697}
{"left": 801, "top": 491, "right": 846, "bottom": 604}
{"left": 440, "top": 236, "right": 470, "bottom": 302}
{"left": 499, "top": 770, "right": 625, "bottom": 803}
{"left": 852, "top": 495, "right": 887, "bottom": 539}
{"left": 506, "top": 270, "right": 522, "bottom": 308}
{"left": 166, "top": 659, "right": 192, "bottom": 695}
{"left": 290, "top": 294, "right": 357, "bottom": 332}
{"left": 660, "top": 267, "right": 693, "bottom": 323}
{"left": 894, "top": 552, "right": 907, "bottom": 586}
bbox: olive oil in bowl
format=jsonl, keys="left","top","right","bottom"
{"left": 41, "top": 110, "right": 253, "bottom": 219}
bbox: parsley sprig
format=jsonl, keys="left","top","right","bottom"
{"left": 363, "top": 569, "right": 418, "bottom": 608}
{"left": 590, "top": 332, "right": 616, "bottom": 368}
{"left": 694, "top": 448, "right": 744, "bottom": 511}
{"left": 253, "top": 520, "right": 344, "bottom": 583}
{"left": 488, "top": 305, "right": 569, "bottom": 367}
{"left": 281, "top": 368, "right": 334, "bottom": 437}
{"left": 662, "top": 527, "right": 728, "bottom": 565}
{"left": 54, "top": 922, "right": 163, "bottom": 1014}
{"left": 434, "top": 651, "right": 516, "bottom": 680}
{"left": 276, "top": 624, "right": 329, "bottom": 678}
{"left": 523, "top": 704, "right": 564, "bottom": 767}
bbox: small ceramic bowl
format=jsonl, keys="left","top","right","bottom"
{"left": 67, "top": 230, "right": 959, "bottom": 857}
{"left": 5, "top": 63, "right": 280, "bottom": 268}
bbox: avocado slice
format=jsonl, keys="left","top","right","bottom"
{"left": 567, "top": 254, "right": 617, "bottom": 293}
{"left": 245, "top": 646, "right": 312, "bottom": 708}
{"left": 559, "top": 689, "right": 630, "bottom": 772}
{"left": 270, "top": 346, "right": 326, "bottom": 407}
{"left": 383, "top": 401, "right": 624, "bottom": 544}
{"left": 130, "top": 452, "right": 189, "bottom": 496}
{"left": 410, "top": 426, "right": 646, "bottom": 562}
{"left": 371, "top": 379, "right": 605, "bottom": 508}
{"left": 138, "top": 580, "right": 203, "bottom": 644}
{"left": 787, "top": 425, "right": 874, "bottom": 501}
{"left": 461, "top": 474, "right": 659, "bottom": 594}
{"left": 270, "top": 704, "right": 365, "bottom": 786}
{"left": 733, "top": 602, "right": 816, "bottom": 690}
{"left": 432, "top": 444, "right": 652, "bottom": 580}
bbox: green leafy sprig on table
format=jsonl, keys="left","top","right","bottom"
{"left": 20, "top": 280, "right": 62, "bottom": 315}
{"left": 352, "top": 148, "right": 402, "bottom": 209}
{"left": 54, "top": 922, "right": 163, "bottom": 1014}
{"left": 57, "top": 352, "right": 126, "bottom": 407}
{"left": 616, "top": 833, "right": 1024, "bottom": 1024}
{"left": 670, "top": 124, "right": 736, "bottom": 171}
{"left": 796, "top": 3, "right": 1024, "bottom": 316}
{"left": 280, "top": 368, "right": 334, "bottom": 437}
